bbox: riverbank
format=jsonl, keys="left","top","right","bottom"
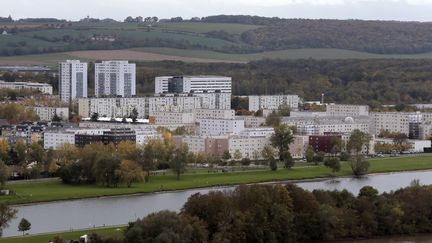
{"left": 1, "top": 155, "right": 432, "bottom": 205}
{"left": 1, "top": 226, "right": 124, "bottom": 243}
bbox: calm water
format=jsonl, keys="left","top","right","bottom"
{"left": 3, "top": 170, "right": 432, "bottom": 237}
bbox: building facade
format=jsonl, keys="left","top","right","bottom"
{"left": 326, "top": 104, "right": 369, "bottom": 117}
{"left": 0, "top": 80, "right": 53, "bottom": 94}
{"left": 155, "top": 76, "right": 232, "bottom": 94}
{"left": 32, "top": 106, "right": 69, "bottom": 121}
{"left": 197, "top": 118, "right": 245, "bottom": 136}
{"left": 248, "top": 95, "right": 300, "bottom": 112}
{"left": 59, "top": 60, "right": 88, "bottom": 103}
{"left": 95, "top": 60, "right": 136, "bottom": 97}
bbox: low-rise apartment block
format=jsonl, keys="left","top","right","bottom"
{"left": 0, "top": 80, "right": 53, "bottom": 94}
{"left": 31, "top": 106, "right": 69, "bottom": 121}
{"left": 197, "top": 118, "right": 245, "bottom": 136}
{"left": 248, "top": 95, "right": 300, "bottom": 112}
{"left": 326, "top": 104, "right": 369, "bottom": 117}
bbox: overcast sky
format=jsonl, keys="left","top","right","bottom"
{"left": 2, "top": 0, "right": 432, "bottom": 22}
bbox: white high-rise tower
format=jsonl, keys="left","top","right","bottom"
{"left": 95, "top": 60, "right": 136, "bottom": 97}
{"left": 59, "top": 60, "right": 88, "bottom": 103}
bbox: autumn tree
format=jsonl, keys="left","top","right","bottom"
{"left": 0, "top": 160, "right": 10, "bottom": 187}
{"left": 324, "top": 157, "right": 341, "bottom": 176}
{"left": 117, "top": 140, "right": 139, "bottom": 161}
{"left": 116, "top": 160, "right": 145, "bottom": 188}
{"left": 0, "top": 140, "right": 9, "bottom": 164}
{"left": 15, "top": 138, "right": 27, "bottom": 164}
{"left": 28, "top": 142, "right": 44, "bottom": 163}
{"left": 261, "top": 145, "right": 277, "bottom": 171}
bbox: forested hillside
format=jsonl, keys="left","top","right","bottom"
{"left": 135, "top": 59, "right": 432, "bottom": 106}
{"left": 241, "top": 19, "right": 432, "bottom": 54}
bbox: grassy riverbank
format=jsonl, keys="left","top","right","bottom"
{"left": 1, "top": 155, "right": 432, "bottom": 205}
{"left": 1, "top": 226, "right": 124, "bottom": 243}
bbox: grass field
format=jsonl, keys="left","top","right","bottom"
{"left": 1, "top": 226, "right": 124, "bottom": 243}
{"left": 1, "top": 155, "right": 431, "bottom": 205}
{"left": 4, "top": 47, "right": 432, "bottom": 66}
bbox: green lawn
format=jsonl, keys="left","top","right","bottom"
{"left": 1, "top": 226, "right": 124, "bottom": 243}
{"left": 1, "top": 155, "right": 432, "bottom": 205}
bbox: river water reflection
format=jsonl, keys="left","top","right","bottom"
{"left": 3, "top": 170, "right": 432, "bottom": 237}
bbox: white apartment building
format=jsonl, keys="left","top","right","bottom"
{"left": 289, "top": 135, "right": 309, "bottom": 159}
{"left": 0, "top": 80, "right": 53, "bottom": 94}
{"left": 78, "top": 97, "right": 146, "bottom": 118}
{"left": 229, "top": 136, "right": 272, "bottom": 160}
{"left": 374, "top": 138, "right": 431, "bottom": 153}
{"left": 195, "top": 92, "right": 231, "bottom": 110}
{"left": 155, "top": 75, "right": 232, "bottom": 94}
{"left": 326, "top": 104, "right": 369, "bottom": 117}
{"left": 241, "top": 116, "right": 266, "bottom": 128}
{"left": 95, "top": 60, "right": 136, "bottom": 97}
{"left": 297, "top": 119, "right": 370, "bottom": 135}
{"left": 59, "top": 60, "right": 88, "bottom": 103}
{"left": 197, "top": 118, "right": 245, "bottom": 136}
{"left": 148, "top": 94, "right": 202, "bottom": 113}
{"left": 239, "top": 127, "right": 274, "bottom": 137}
{"left": 370, "top": 112, "right": 411, "bottom": 135}
{"left": 194, "top": 109, "right": 235, "bottom": 120}
{"left": 32, "top": 106, "right": 69, "bottom": 121}
{"left": 248, "top": 95, "right": 300, "bottom": 112}
{"left": 43, "top": 129, "right": 76, "bottom": 149}
{"left": 150, "top": 111, "right": 195, "bottom": 125}
{"left": 135, "top": 129, "right": 161, "bottom": 145}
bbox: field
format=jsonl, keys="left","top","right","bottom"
{"left": 4, "top": 47, "right": 432, "bottom": 66}
{"left": 1, "top": 226, "right": 124, "bottom": 243}
{"left": 1, "top": 155, "right": 432, "bottom": 205}
{"left": 3, "top": 21, "right": 432, "bottom": 66}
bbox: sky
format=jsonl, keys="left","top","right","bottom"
{"left": 2, "top": 0, "right": 432, "bottom": 22}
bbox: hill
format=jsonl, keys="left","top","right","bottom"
{"left": 3, "top": 16, "right": 432, "bottom": 59}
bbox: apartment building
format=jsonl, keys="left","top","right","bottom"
{"left": 149, "top": 111, "right": 195, "bottom": 125}
{"left": 59, "top": 60, "right": 88, "bottom": 103}
{"left": 194, "top": 109, "right": 235, "bottom": 120}
{"left": 78, "top": 97, "right": 147, "bottom": 118}
{"left": 44, "top": 129, "right": 76, "bottom": 149}
{"left": 0, "top": 80, "right": 53, "bottom": 94}
{"left": 197, "top": 118, "right": 245, "bottom": 136}
{"left": 297, "top": 120, "right": 370, "bottom": 135}
{"left": 248, "top": 95, "right": 300, "bottom": 112}
{"left": 289, "top": 135, "right": 309, "bottom": 159}
{"left": 195, "top": 92, "right": 231, "bottom": 110}
{"left": 155, "top": 75, "right": 232, "bottom": 94}
{"left": 370, "top": 112, "right": 411, "bottom": 135}
{"left": 31, "top": 106, "right": 69, "bottom": 121}
{"left": 149, "top": 94, "right": 202, "bottom": 113}
{"left": 326, "top": 104, "right": 370, "bottom": 117}
{"left": 95, "top": 60, "right": 136, "bottom": 97}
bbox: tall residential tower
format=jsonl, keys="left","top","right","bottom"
{"left": 59, "top": 60, "right": 88, "bottom": 103}
{"left": 95, "top": 60, "right": 136, "bottom": 97}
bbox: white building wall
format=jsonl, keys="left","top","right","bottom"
{"left": 95, "top": 60, "right": 136, "bottom": 97}
{"left": 248, "top": 95, "right": 300, "bottom": 112}
{"left": 155, "top": 76, "right": 171, "bottom": 94}
{"left": 43, "top": 130, "right": 76, "bottom": 149}
{"left": 229, "top": 136, "right": 271, "bottom": 159}
{"left": 59, "top": 60, "right": 88, "bottom": 103}
{"left": 33, "top": 107, "right": 69, "bottom": 121}
{"left": 78, "top": 98, "right": 146, "bottom": 118}
{"left": 194, "top": 109, "right": 235, "bottom": 120}
{"left": 326, "top": 104, "right": 369, "bottom": 117}
{"left": 150, "top": 111, "right": 195, "bottom": 125}
{"left": 371, "top": 112, "right": 410, "bottom": 135}
{"left": 197, "top": 118, "right": 245, "bottom": 136}
{"left": 0, "top": 81, "right": 53, "bottom": 94}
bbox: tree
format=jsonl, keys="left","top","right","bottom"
{"left": 261, "top": 145, "right": 277, "bottom": 171}
{"left": 265, "top": 111, "right": 281, "bottom": 127}
{"left": 15, "top": 139, "right": 26, "bottom": 164}
{"left": 347, "top": 130, "right": 371, "bottom": 155}
{"left": 282, "top": 151, "right": 294, "bottom": 169}
{"left": 393, "top": 133, "right": 410, "bottom": 153}
{"left": 306, "top": 146, "right": 315, "bottom": 163}
{"left": 18, "top": 218, "right": 31, "bottom": 235}
{"left": 0, "top": 161, "right": 9, "bottom": 187}
{"left": 252, "top": 150, "right": 261, "bottom": 161}
{"left": 116, "top": 160, "right": 145, "bottom": 188}
{"left": 329, "top": 137, "right": 343, "bottom": 156}
{"left": 324, "top": 157, "right": 341, "bottom": 176}
{"left": 0, "top": 203, "right": 17, "bottom": 237}
{"left": 270, "top": 124, "right": 294, "bottom": 162}
{"left": 130, "top": 108, "right": 139, "bottom": 123}
{"left": 90, "top": 112, "right": 99, "bottom": 122}
{"left": 52, "top": 113, "right": 62, "bottom": 122}
{"left": 350, "top": 155, "right": 370, "bottom": 177}
{"left": 0, "top": 140, "right": 9, "bottom": 163}
{"left": 28, "top": 142, "right": 44, "bottom": 163}
{"left": 170, "top": 143, "right": 188, "bottom": 180}
{"left": 241, "top": 158, "right": 251, "bottom": 166}
{"left": 93, "top": 155, "right": 121, "bottom": 187}
{"left": 233, "top": 149, "right": 242, "bottom": 161}
{"left": 124, "top": 211, "right": 208, "bottom": 243}
{"left": 313, "top": 151, "right": 325, "bottom": 164}
{"left": 222, "top": 150, "right": 231, "bottom": 161}
{"left": 117, "top": 140, "right": 139, "bottom": 161}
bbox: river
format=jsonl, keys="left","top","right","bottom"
{"left": 3, "top": 170, "right": 432, "bottom": 237}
